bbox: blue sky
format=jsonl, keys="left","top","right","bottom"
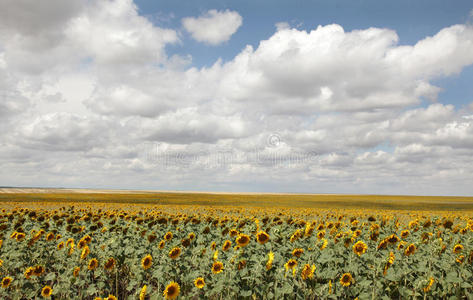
{"left": 1, "top": 0, "right": 473, "bottom": 195}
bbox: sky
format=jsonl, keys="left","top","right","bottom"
{"left": 1, "top": 0, "right": 473, "bottom": 195}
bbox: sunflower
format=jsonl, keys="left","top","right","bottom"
{"left": 400, "top": 230, "right": 410, "bottom": 239}
{"left": 57, "top": 241, "right": 65, "bottom": 250}
{"left": 104, "top": 257, "right": 116, "bottom": 271}
{"left": 194, "top": 277, "right": 205, "bottom": 289}
{"left": 188, "top": 232, "right": 196, "bottom": 240}
{"left": 377, "top": 239, "right": 388, "bottom": 250}
{"left": 456, "top": 255, "right": 465, "bottom": 264}
{"left": 77, "top": 240, "right": 87, "bottom": 249}
{"left": 211, "top": 261, "right": 224, "bottom": 274}
{"left": 105, "top": 295, "right": 117, "bottom": 300}
{"left": 66, "top": 238, "right": 74, "bottom": 247}
{"left": 33, "top": 265, "right": 44, "bottom": 276}
{"left": 88, "top": 258, "right": 98, "bottom": 270}
{"left": 16, "top": 232, "right": 26, "bottom": 241}
{"left": 387, "top": 234, "right": 400, "bottom": 244}
{"left": 423, "top": 277, "right": 434, "bottom": 292}
{"left": 158, "top": 240, "right": 166, "bottom": 249}
{"left": 397, "top": 241, "right": 407, "bottom": 250}
{"left": 73, "top": 267, "right": 80, "bottom": 277}
{"left": 24, "top": 267, "right": 34, "bottom": 279}
{"left": 284, "top": 259, "right": 297, "bottom": 271}
{"left": 1, "top": 276, "right": 12, "bottom": 288}
{"left": 237, "top": 260, "right": 247, "bottom": 270}
{"left": 163, "top": 281, "right": 180, "bottom": 300}
{"left": 266, "top": 251, "right": 274, "bottom": 270}
{"left": 169, "top": 247, "right": 181, "bottom": 260}
{"left": 41, "top": 285, "right": 53, "bottom": 298}
{"left": 210, "top": 241, "right": 216, "bottom": 250}
{"left": 340, "top": 273, "right": 353, "bottom": 287}
{"left": 292, "top": 248, "right": 304, "bottom": 258}
{"left": 80, "top": 245, "right": 90, "bottom": 260}
{"left": 164, "top": 232, "right": 173, "bottom": 241}
{"left": 317, "top": 230, "right": 325, "bottom": 239}
{"left": 301, "top": 264, "right": 316, "bottom": 280}
{"left": 45, "top": 233, "right": 55, "bottom": 242}
{"left": 236, "top": 233, "right": 250, "bottom": 247}
{"left": 353, "top": 241, "right": 367, "bottom": 256}
{"left": 453, "top": 244, "right": 463, "bottom": 254}
{"left": 142, "top": 254, "right": 152, "bottom": 270}
{"left": 256, "top": 231, "right": 270, "bottom": 244}
{"left": 229, "top": 229, "right": 239, "bottom": 237}
{"left": 320, "top": 238, "right": 328, "bottom": 250}
{"left": 222, "top": 240, "right": 231, "bottom": 251}
{"left": 404, "top": 244, "right": 416, "bottom": 256}
{"left": 139, "top": 285, "right": 147, "bottom": 300}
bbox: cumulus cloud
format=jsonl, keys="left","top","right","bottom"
{"left": 1, "top": 0, "right": 473, "bottom": 195}
{"left": 182, "top": 9, "right": 242, "bottom": 45}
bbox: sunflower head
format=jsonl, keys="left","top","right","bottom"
{"left": 88, "top": 258, "right": 98, "bottom": 270}
{"left": 188, "top": 232, "right": 196, "bottom": 240}
{"left": 401, "top": 230, "right": 409, "bottom": 238}
{"left": 41, "top": 285, "right": 53, "bottom": 297}
{"left": 164, "top": 232, "right": 173, "bottom": 241}
{"left": 24, "top": 267, "right": 35, "bottom": 279}
{"left": 163, "top": 281, "right": 180, "bottom": 300}
{"left": 387, "top": 234, "right": 400, "bottom": 244}
{"left": 353, "top": 241, "right": 368, "bottom": 256}
{"left": 80, "top": 245, "right": 90, "bottom": 260}
{"left": 292, "top": 248, "right": 304, "bottom": 258}
{"left": 222, "top": 240, "right": 232, "bottom": 251}
{"left": 229, "top": 229, "right": 238, "bottom": 237}
{"left": 194, "top": 277, "right": 205, "bottom": 289}
{"left": 284, "top": 259, "right": 297, "bottom": 271}
{"left": 236, "top": 233, "right": 250, "bottom": 247}
{"left": 211, "top": 261, "right": 224, "bottom": 274}
{"left": 301, "top": 264, "right": 316, "bottom": 280}
{"left": 141, "top": 254, "right": 153, "bottom": 270}
{"left": 1, "top": 276, "right": 12, "bottom": 288}
{"left": 158, "top": 240, "right": 166, "bottom": 249}
{"left": 256, "top": 231, "right": 270, "bottom": 244}
{"left": 105, "top": 295, "right": 117, "bottom": 300}
{"left": 33, "top": 265, "right": 44, "bottom": 276}
{"left": 169, "top": 247, "right": 181, "bottom": 260}
{"left": 139, "top": 285, "right": 147, "bottom": 300}
{"left": 104, "top": 257, "right": 116, "bottom": 271}
{"left": 340, "top": 273, "right": 353, "bottom": 287}
{"left": 453, "top": 244, "right": 463, "bottom": 254}
{"left": 73, "top": 267, "right": 80, "bottom": 277}
{"left": 404, "top": 244, "right": 416, "bottom": 256}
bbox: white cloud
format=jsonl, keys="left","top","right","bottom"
{"left": 182, "top": 9, "right": 242, "bottom": 45}
{"left": 1, "top": 0, "right": 473, "bottom": 195}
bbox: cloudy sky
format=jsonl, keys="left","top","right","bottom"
{"left": 1, "top": 0, "right": 473, "bottom": 195}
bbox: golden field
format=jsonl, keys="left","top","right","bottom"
{"left": 0, "top": 189, "right": 473, "bottom": 299}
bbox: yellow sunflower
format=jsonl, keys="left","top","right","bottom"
{"left": 292, "top": 248, "right": 304, "bottom": 258}
{"left": 88, "top": 258, "right": 99, "bottom": 270}
{"left": 80, "top": 245, "right": 90, "bottom": 260}
{"left": 1, "top": 276, "right": 12, "bottom": 288}
{"left": 401, "top": 230, "right": 410, "bottom": 239}
{"left": 169, "top": 247, "right": 181, "bottom": 260}
{"left": 236, "top": 233, "right": 250, "bottom": 247}
{"left": 453, "top": 244, "right": 463, "bottom": 254}
{"left": 164, "top": 232, "right": 173, "bottom": 241}
{"left": 139, "top": 285, "right": 147, "bottom": 300}
{"left": 284, "top": 259, "right": 297, "bottom": 271}
{"left": 45, "top": 233, "right": 55, "bottom": 242}
{"left": 222, "top": 240, "right": 231, "bottom": 251}
{"left": 340, "top": 273, "right": 353, "bottom": 287}
{"left": 194, "top": 277, "right": 205, "bottom": 289}
{"left": 41, "top": 285, "right": 53, "bottom": 298}
{"left": 353, "top": 241, "right": 367, "bottom": 256}
{"left": 73, "top": 267, "right": 80, "bottom": 277}
{"left": 163, "top": 281, "right": 180, "bottom": 300}
{"left": 104, "top": 257, "right": 116, "bottom": 271}
{"left": 301, "top": 264, "right": 316, "bottom": 280}
{"left": 266, "top": 251, "right": 274, "bottom": 270}
{"left": 24, "top": 267, "right": 35, "bottom": 279}
{"left": 404, "top": 244, "right": 416, "bottom": 256}
{"left": 158, "top": 240, "right": 166, "bottom": 249}
{"left": 33, "top": 265, "right": 44, "bottom": 276}
{"left": 142, "top": 254, "right": 152, "bottom": 270}
{"left": 211, "top": 261, "right": 224, "bottom": 274}
{"left": 256, "top": 231, "right": 270, "bottom": 244}
{"left": 105, "top": 295, "right": 117, "bottom": 300}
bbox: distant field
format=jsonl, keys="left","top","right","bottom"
{"left": 1, "top": 188, "right": 473, "bottom": 210}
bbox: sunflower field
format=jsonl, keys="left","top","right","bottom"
{"left": 1, "top": 201, "right": 473, "bottom": 299}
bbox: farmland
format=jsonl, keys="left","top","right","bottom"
{"left": 1, "top": 189, "right": 473, "bottom": 299}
